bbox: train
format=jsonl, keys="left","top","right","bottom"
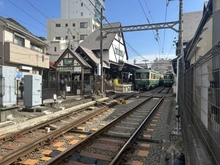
{"left": 163, "top": 71, "right": 174, "bottom": 87}
{"left": 135, "top": 69, "right": 162, "bottom": 90}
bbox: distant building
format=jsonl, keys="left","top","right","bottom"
{"left": 47, "top": 0, "right": 105, "bottom": 62}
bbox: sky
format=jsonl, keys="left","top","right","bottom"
{"left": 0, "top": 0, "right": 207, "bottom": 64}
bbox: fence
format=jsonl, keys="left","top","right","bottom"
{"left": 179, "top": 45, "right": 220, "bottom": 164}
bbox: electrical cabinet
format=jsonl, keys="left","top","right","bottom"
{"left": 0, "top": 66, "right": 17, "bottom": 107}
{"left": 24, "top": 74, "right": 42, "bottom": 108}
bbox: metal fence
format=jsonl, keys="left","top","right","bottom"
{"left": 179, "top": 45, "right": 220, "bottom": 164}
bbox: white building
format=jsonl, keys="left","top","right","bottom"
{"left": 47, "top": 0, "right": 105, "bottom": 62}
{"left": 61, "top": 0, "right": 105, "bottom": 19}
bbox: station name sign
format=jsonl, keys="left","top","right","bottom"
{"left": 57, "top": 66, "right": 74, "bottom": 72}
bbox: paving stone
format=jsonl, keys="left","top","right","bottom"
{"left": 53, "top": 142, "right": 64, "bottom": 147}
{"left": 49, "top": 150, "right": 62, "bottom": 158}
{"left": 20, "top": 159, "right": 38, "bottom": 165}
{"left": 69, "top": 139, "right": 79, "bottom": 145}
{"left": 41, "top": 150, "right": 52, "bottom": 155}
{"left": 79, "top": 156, "right": 97, "bottom": 164}
{"left": 40, "top": 157, "right": 51, "bottom": 161}
{"left": 68, "top": 153, "right": 81, "bottom": 161}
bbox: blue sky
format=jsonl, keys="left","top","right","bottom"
{"left": 0, "top": 0, "right": 206, "bottom": 63}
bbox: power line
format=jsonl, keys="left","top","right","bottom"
{"left": 162, "top": 0, "right": 169, "bottom": 55}
{"left": 138, "top": 0, "right": 163, "bottom": 54}
{"left": 8, "top": 0, "right": 59, "bottom": 36}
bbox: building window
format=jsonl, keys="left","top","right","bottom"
{"left": 81, "top": 3, "right": 83, "bottom": 6}
{"left": 42, "top": 55, "right": 44, "bottom": 62}
{"left": 54, "top": 47, "right": 57, "bottom": 52}
{"left": 65, "top": 36, "right": 68, "bottom": 40}
{"left": 80, "top": 34, "right": 87, "bottom": 40}
{"left": 56, "top": 23, "right": 61, "bottom": 27}
{"left": 80, "top": 22, "right": 88, "bottom": 28}
{"left": 55, "top": 36, "right": 61, "bottom": 40}
{"left": 115, "top": 48, "right": 124, "bottom": 57}
{"left": 65, "top": 23, "right": 68, "bottom": 27}
{"left": 14, "top": 35, "right": 25, "bottom": 47}
{"left": 73, "top": 23, "right": 75, "bottom": 27}
{"left": 72, "top": 36, "right": 75, "bottom": 39}
{"left": 81, "top": 12, "right": 83, "bottom": 16}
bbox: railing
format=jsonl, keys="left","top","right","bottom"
{"left": 179, "top": 44, "right": 220, "bottom": 164}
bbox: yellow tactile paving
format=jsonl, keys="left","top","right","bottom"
{"left": 77, "top": 126, "right": 85, "bottom": 130}
{"left": 53, "top": 142, "right": 64, "bottom": 147}
{"left": 20, "top": 159, "right": 39, "bottom": 165}
{"left": 69, "top": 139, "right": 79, "bottom": 145}
{"left": 150, "top": 124, "right": 156, "bottom": 126}
{"left": 40, "top": 157, "right": 52, "bottom": 161}
{"left": 138, "top": 150, "right": 149, "bottom": 157}
{"left": 41, "top": 150, "right": 52, "bottom": 155}
{"left": 79, "top": 135, "right": 87, "bottom": 139}
{"left": 131, "top": 161, "right": 144, "bottom": 165}
{"left": 65, "top": 135, "right": 74, "bottom": 139}
{"left": 91, "top": 128, "right": 98, "bottom": 131}
{"left": 143, "top": 134, "right": 152, "bottom": 138}
{"left": 57, "top": 147, "right": 66, "bottom": 151}
{"left": 139, "top": 143, "right": 151, "bottom": 148}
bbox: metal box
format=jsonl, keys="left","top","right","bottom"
{"left": 0, "top": 66, "right": 17, "bottom": 107}
{"left": 24, "top": 74, "right": 42, "bottom": 108}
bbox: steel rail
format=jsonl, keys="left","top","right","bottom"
{"left": 0, "top": 105, "right": 110, "bottom": 165}
{"left": 46, "top": 96, "right": 153, "bottom": 165}
{"left": 110, "top": 95, "right": 165, "bottom": 165}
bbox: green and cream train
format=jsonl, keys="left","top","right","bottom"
{"left": 135, "top": 69, "right": 163, "bottom": 90}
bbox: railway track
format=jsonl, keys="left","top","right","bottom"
{"left": 0, "top": 94, "right": 134, "bottom": 165}
{"left": 44, "top": 89, "right": 169, "bottom": 165}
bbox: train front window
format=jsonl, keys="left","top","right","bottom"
{"left": 136, "top": 73, "right": 142, "bottom": 79}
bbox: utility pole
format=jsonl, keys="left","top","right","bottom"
{"left": 100, "top": 8, "right": 104, "bottom": 93}
{"left": 213, "top": 0, "right": 220, "bottom": 46}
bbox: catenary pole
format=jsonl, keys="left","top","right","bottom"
{"left": 100, "top": 8, "right": 104, "bottom": 93}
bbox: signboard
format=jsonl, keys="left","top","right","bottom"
{"left": 16, "top": 72, "right": 23, "bottom": 79}
{"left": 57, "top": 66, "right": 74, "bottom": 72}
{"left": 63, "top": 58, "right": 74, "bottom": 65}
{"left": 84, "top": 68, "right": 91, "bottom": 74}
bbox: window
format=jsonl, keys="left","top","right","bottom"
{"left": 72, "top": 36, "right": 75, "bottom": 39}
{"left": 65, "top": 36, "right": 68, "bottom": 40}
{"left": 115, "top": 48, "right": 124, "bottom": 56}
{"left": 81, "top": 12, "right": 83, "bottom": 16}
{"left": 80, "top": 22, "right": 88, "bottom": 28}
{"left": 14, "top": 35, "right": 25, "bottom": 47}
{"left": 81, "top": 2, "right": 83, "bottom": 6}
{"left": 56, "top": 24, "right": 61, "bottom": 27}
{"left": 42, "top": 55, "right": 44, "bottom": 62}
{"left": 54, "top": 47, "right": 57, "bottom": 52}
{"left": 73, "top": 23, "right": 75, "bottom": 27}
{"left": 65, "top": 23, "right": 68, "bottom": 27}
{"left": 80, "top": 34, "right": 87, "bottom": 40}
{"left": 55, "top": 36, "right": 61, "bottom": 40}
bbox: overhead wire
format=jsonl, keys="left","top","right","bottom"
{"left": 24, "top": 0, "right": 79, "bottom": 43}
{"left": 81, "top": 0, "right": 147, "bottom": 61}
{"left": 162, "top": 0, "right": 169, "bottom": 56}
{"left": 138, "top": 0, "right": 163, "bottom": 55}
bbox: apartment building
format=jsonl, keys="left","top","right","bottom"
{"left": 47, "top": 0, "right": 105, "bottom": 62}
{"left": 0, "top": 16, "right": 49, "bottom": 76}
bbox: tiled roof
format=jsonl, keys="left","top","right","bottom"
{"left": 183, "top": 11, "right": 203, "bottom": 43}
{"left": 79, "top": 22, "right": 121, "bottom": 50}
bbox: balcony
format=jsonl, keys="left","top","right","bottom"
{"left": 4, "top": 42, "right": 49, "bottom": 68}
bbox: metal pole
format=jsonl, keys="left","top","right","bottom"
{"left": 176, "top": 0, "right": 183, "bottom": 104}
{"left": 100, "top": 8, "right": 104, "bottom": 93}
{"left": 213, "top": 0, "right": 220, "bottom": 46}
